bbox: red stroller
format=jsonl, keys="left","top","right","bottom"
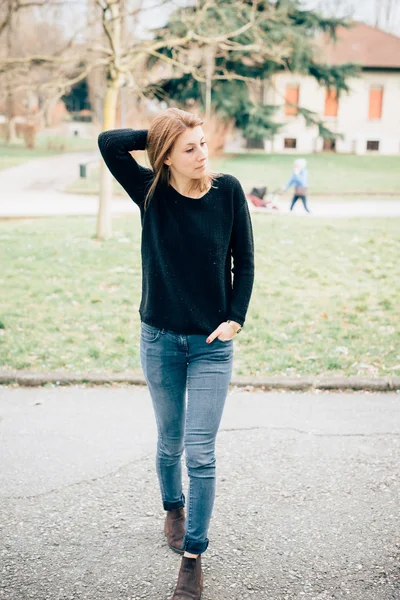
{"left": 247, "top": 186, "right": 280, "bottom": 211}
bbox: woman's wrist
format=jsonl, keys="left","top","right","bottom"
{"left": 226, "top": 320, "right": 242, "bottom": 334}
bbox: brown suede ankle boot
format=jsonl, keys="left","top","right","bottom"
{"left": 164, "top": 508, "right": 185, "bottom": 554}
{"left": 171, "top": 556, "right": 203, "bottom": 600}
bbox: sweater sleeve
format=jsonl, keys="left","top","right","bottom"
{"left": 97, "top": 129, "right": 153, "bottom": 207}
{"left": 284, "top": 174, "right": 295, "bottom": 191}
{"left": 300, "top": 169, "right": 309, "bottom": 188}
{"left": 227, "top": 178, "right": 255, "bottom": 327}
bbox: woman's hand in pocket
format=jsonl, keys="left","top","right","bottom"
{"left": 206, "top": 321, "right": 238, "bottom": 343}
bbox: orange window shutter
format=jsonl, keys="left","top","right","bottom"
{"left": 285, "top": 85, "right": 299, "bottom": 116}
{"left": 368, "top": 88, "right": 383, "bottom": 120}
{"left": 324, "top": 89, "right": 338, "bottom": 117}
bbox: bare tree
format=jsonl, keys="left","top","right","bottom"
{"left": 0, "top": 0, "right": 92, "bottom": 142}
{"left": 1, "top": 0, "right": 290, "bottom": 238}
{"left": 375, "top": 0, "right": 400, "bottom": 29}
{"left": 305, "top": 0, "right": 400, "bottom": 34}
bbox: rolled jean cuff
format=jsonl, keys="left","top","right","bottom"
{"left": 183, "top": 536, "right": 209, "bottom": 555}
{"left": 163, "top": 494, "right": 185, "bottom": 511}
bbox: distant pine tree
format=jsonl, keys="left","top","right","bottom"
{"left": 144, "top": 0, "right": 359, "bottom": 143}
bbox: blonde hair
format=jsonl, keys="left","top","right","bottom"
{"left": 144, "top": 107, "right": 219, "bottom": 209}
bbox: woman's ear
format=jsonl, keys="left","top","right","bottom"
{"left": 164, "top": 156, "right": 171, "bottom": 166}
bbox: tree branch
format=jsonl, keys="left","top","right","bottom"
{"left": 0, "top": 53, "right": 110, "bottom": 75}
{"left": 95, "top": 0, "right": 117, "bottom": 56}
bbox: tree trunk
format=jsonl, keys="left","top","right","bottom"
{"left": 4, "top": 0, "right": 15, "bottom": 144}
{"left": 204, "top": 44, "right": 215, "bottom": 121}
{"left": 96, "top": 0, "right": 123, "bottom": 240}
{"left": 375, "top": 0, "right": 381, "bottom": 26}
{"left": 6, "top": 114, "right": 18, "bottom": 144}
{"left": 97, "top": 83, "right": 119, "bottom": 240}
{"left": 385, "top": 0, "right": 395, "bottom": 28}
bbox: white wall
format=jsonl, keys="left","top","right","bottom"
{"left": 263, "top": 70, "right": 400, "bottom": 155}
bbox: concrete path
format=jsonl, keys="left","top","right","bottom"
{"left": 0, "top": 152, "right": 399, "bottom": 218}
{"left": 0, "top": 152, "right": 137, "bottom": 218}
{"left": 267, "top": 198, "right": 400, "bottom": 218}
{"left": 1, "top": 386, "right": 399, "bottom": 599}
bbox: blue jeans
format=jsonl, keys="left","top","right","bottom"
{"left": 140, "top": 321, "right": 234, "bottom": 555}
{"left": 290, "top": 195, "right": 310, "bottom": 212}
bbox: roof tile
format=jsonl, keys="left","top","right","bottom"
{"left": 321, "top": 22, "right": 400, "bottom": 68}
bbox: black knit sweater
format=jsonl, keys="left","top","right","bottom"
{"left": 98, "top": 128, "right": 255, "bottom": 335}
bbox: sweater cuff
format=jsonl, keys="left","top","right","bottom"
{"left": 226, "top": 315, "right": 244, "bottom": 328}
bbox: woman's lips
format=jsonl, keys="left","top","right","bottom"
{"left": 196, "top": 163, "right": 206, "bottom": 170}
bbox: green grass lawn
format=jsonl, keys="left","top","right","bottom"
{"left": 0, "top": 215, "right": 399, "bottom": 378}
{"left": 0, "top": 135, "right": 97, "bottom": 170}
{"left": 65, "top": 152, "right": 400, "bottom": 197}
{"left": 1, "top": 135, "right": 399, "bottom": 194}
{"left": 213, "top": 153, "right": 400, "bottom": 195}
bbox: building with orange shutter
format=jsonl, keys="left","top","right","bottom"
{"left": 262, "top": 22, "right": 400, "bottom": 155}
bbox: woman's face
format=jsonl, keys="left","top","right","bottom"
{"left": 165, "top": 125, "right": 208, "bottom": 180}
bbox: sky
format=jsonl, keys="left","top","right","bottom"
{"left": 302, "top": 0, "right": 400, "bottom": 34}
{"left": 134, "top": 0, "right": 400, "bottom": 37}
{"left": 57, "top": 0, "right": 400, "bottom": 41}
{"left": 135, "top": 0, "right": 400, "bottom": 36}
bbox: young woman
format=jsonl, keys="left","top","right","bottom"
{"left": 98, "top": 108, "right": 254, "bottom": 600}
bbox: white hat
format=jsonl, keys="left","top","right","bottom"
{"left": 294, "top": 158, "right": 307, "bottom": 168}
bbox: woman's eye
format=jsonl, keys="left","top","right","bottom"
{"left": 186, "top": 142, "right": 206, "bottom": 153}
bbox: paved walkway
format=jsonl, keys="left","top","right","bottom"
{"left": 1, "top": 386, "right": 399, "bottom": 599}
{"left": 1, "top": 152, "right": 399, "bottom": 218}
{"left": 0, "top": 152, "right": 136, "bottom": 217}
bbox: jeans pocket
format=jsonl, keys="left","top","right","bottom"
{"left": 141, "top": 322, "right": 163, "bottom": 343}
{"left": 216, "top": 337, "right": 233, "bottom": 344}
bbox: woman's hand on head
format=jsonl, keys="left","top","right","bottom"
{"left": 206, "top": 321, "right": 239, "bottom": 343}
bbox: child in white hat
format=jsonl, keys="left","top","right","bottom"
{"left": 283, "top": 158, "right": 311, "bottom": 213}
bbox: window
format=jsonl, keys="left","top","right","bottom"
{"left": 368, "top": 86, "right": 383, "bottom": 120}
{"left": 285, "top": 85, "right": 299, "bottom": 116}
{"left": 324, "top": 89, "right": 338, "bottom": 117}
{"left": 366, "top": 140, "right": 380, "bottom": 151}
{"left": 246, "top": 138, "right": 264, "bottom": 149}
{"left": 323, "top": 139, "right": 336, "bottom": 152}
{"left": 284, "top": 138, "right": 297, "bottom": 149}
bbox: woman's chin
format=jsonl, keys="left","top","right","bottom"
{"left": 193, "top": 164, "right": 207, "bottom": 177}
{"left": 192, "top": 172, "right": 205, "bottom": 180}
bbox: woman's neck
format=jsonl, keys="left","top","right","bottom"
{"left": 169, "top": 173, "right": 195, "bottom": 197}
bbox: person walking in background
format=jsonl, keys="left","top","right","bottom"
{"left": 98, "top": 108, "right": 254, "bottom": 600}
{"left": 283, "top": 158, "right": 311, "bottom": 213}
